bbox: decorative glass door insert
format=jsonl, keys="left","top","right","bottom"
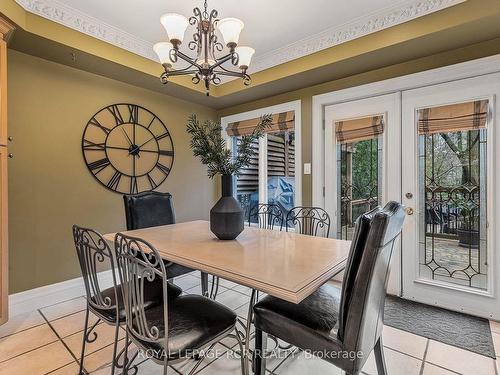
{"left": 417, "top": 100, "right": 488, "bottom": 290}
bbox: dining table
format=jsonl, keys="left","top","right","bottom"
{"left": 104, "top": 220, "right": 351, "bottom": 374}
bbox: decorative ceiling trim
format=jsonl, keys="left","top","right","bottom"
{"left": 15, "top": 0, "right": 466, "bottom": 74}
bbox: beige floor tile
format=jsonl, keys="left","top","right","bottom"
{"left": 490, "top": 320, "right": 500, "bottom": 334}
{"left": 41, "top": 297, "right": 87, "bottom": 321}
{"left": 382, "top": 325, "right": 428, "bottom": 359}
{"left": 0, "top": 341, "right": 74, "bottom": 374}
{"left": 175, "top": 275, "right": 202, "bottom": 291}
{"left": 421, "top": 363, "right": 458, "bottom": 375}
{"left": 51, "top": 310, "right": 100, "bottom": 338}
{"left": 361, "top": 346, "right": 422, "bottom": 375}
{"left": 273, "top": 351, "right": 343, "bottom": 374}
{"left": 215, "top": 290, "right": 251, "bottom": 311}
{"left": 0, "top": 310, "right": 46, "bottom": 339}
{"left": 492, "top": 332, "right": 500, "bottom": 358}
{"left": 64, "top": 321, "right": 125, "bottom": 357}
{"left": 234, "top": 303, "right": 250, "bottom": 320}
{"left": 0, "top": 323, "right": 59, "bottom": 362}
{"left": 232, "top": 284, "right": 252, "bottom": 296}
{"left": 426, "top": 340, "right": 496, "bottom": 375}
{"left": 218, "top": 278, "right": 240, "bottom": 289}
{"left": 82, "top": 339, "right": 126, "bottom": 373}
{"left": 47, "top": 362, "right": 81, "bottom": 374}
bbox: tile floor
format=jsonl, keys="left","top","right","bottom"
{"left": 0, "top": 272, "right": 498, "bottom": 375}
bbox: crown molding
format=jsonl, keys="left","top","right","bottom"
{"left": 15, "top": 0, "right": 466, "bottom": 74}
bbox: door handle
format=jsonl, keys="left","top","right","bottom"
{"left": 405, "top": 207, "right": 414, "bottom": 215}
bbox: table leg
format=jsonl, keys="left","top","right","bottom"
{"left": 243, "top": 289, "right": 257, "bottom": 375}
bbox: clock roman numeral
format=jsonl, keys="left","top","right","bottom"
{"left": 159, "top": 150, "right": 174, "bottom": 156}
{"left": 88, "top": 157, "right": 110, "bottom": 174}
{"left": 89, "top": 117, "right": 111, "bottom": 135}
{"left": 147, "top": 174, "right": 158, "bottom": 190}
{"left": 155, "top": 132, "right": 170, "bottom": 141}
{"left": 130, "top": 176, "right": 138, "bottom": 194}
{"left": 107, "top": 105, "right": 125, "bottom": 125}
{"left": 156, "top": 162, "right": 171, "bottom": 176}
{"left": 107, "top": 171, "right": 122, "bottom": 190}
{"left": 83, "top": 140, "right": 106, "bottom": 151}
{"left": 127, "top": 104, "right": 139, "bottom": 124}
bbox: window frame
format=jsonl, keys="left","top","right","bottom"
{"left": 220, "top": 100, "right": 302, "bottom": 226}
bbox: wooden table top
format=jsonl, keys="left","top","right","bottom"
{"left": 104, "top": 220, "right": 350, "bottom": 304}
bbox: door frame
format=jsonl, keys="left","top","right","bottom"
{"left": 323, "top": 93, "right": 401, "bottom": 294}
{"left": 401, "top": 75, "right": 499, "bottom": 319}
{"left": 312, "top": 53, "right": 500, "bottom": 298}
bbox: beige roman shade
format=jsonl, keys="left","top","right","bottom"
{"left": 335, "top": 115, "right": 384, "bottom": 144}
{"left": 418, "top": 100, "right": 488, "bottom": 135}
{"left": 226, "top": 111, "right": 294, "bottom": 136}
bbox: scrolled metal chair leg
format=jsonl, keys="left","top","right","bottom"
{"left": 78, "top": 306, "right": 90, "bottom": 375}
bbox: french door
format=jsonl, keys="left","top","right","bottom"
{"left": 401, "top": 74, "right": 500, "bottom": 319}
{"left": 324, "top": 93, "right": 401, "bottom": 294}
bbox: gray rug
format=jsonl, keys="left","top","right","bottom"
{"left": 384, "top": 295, "right": 496, "bottom": 358}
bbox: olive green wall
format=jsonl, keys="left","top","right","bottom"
{"left": 7, "top": 50, "right": 217, "bottom": 293}
{"left": 217, "top": 37, "right": 500, "bottom": 206}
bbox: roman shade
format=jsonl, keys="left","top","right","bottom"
{"left": 226, "top": 111, "right": 294, "bottom": 136}
{"left": 335, "top": 115, "right": 384, "bottom": 144}
{"left": 418, "top": 100, "right": 488, "bottom": 135}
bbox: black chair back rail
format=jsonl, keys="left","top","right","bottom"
{"left": 249, "top": 203, "right": 284, "bottom": 230}
{"left": 285, "top": 206, "right": 331, "bottom": 237}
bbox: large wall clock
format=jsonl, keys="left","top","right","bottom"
{"left": 82, "top": 103, "right": 174, "bottom": 194}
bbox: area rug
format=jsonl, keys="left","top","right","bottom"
{"left": 384, "top": 295, "right": 496, "bottom": 358}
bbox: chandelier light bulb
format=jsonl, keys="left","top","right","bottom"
{"left": 160, "top": 13, "right": 189, "bottom": 45}
{"left": 153, "top": 42, "right": 174, "bottom": 66}
{"left": 235, "top": 46, "right": 255, "bottom": 69}
{"left": 217, "top": 18, "right": 244, "bottom": 48}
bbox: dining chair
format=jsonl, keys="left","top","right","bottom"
{"left": 72, "top": 225, "right": 182, "bottom": 375}
{"left": 285, "top": 206, "right": 331, "bottom": 237}
{"left": 248, "top": 203, "right": 284, "bottom": 230}
{"left": 123, "top": 191, "right": 211, "bottom": 297}
{"left": 253, "top": 201, "right": 405, "bottom": 375}
{"left": 114, "top": 232, "right": 245, "bottom": 375}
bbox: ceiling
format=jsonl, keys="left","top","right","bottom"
{"left": 14, "top": 0, "right": 467, "bottom": 74}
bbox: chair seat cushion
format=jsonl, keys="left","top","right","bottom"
{"left": 90, "top": 278, "right": 182, "bottom": 323}
{"left": 130, "top": 295, "right": 237, "bottom": 360}
{"left": 253, "top": 282, "right": 344, "bottom": 358}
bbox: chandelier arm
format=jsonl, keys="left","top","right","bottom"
{"left": 209, "top": 53, "right": 234, "bottom": 70}
{"left": 174, "top": 50, "right": 204, "bottom": 70}
{"left": 164, "top": 69, "right": 200, "bottom": 77}
{"left": 214, "top": 70, "right": 252, "bottom": 85}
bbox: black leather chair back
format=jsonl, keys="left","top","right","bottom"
{"left": 72, "top": 225, "right": 119, "bottom": 316}
{"left": 123, "top": 192, "right": 176, "bottom": 230}
{"left": 339, "top": 202, "right": 405, "bottom": 372}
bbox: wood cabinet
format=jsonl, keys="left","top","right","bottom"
{"left": 0, "top": 17, "right": 14, "bottom": 326}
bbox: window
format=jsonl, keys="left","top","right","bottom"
{"left": 225, "top": 109, "right": 299, "bottom": 227}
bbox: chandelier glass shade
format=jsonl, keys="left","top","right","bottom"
{"left": 154, "top": 0, "right": 254, "bottom": 95}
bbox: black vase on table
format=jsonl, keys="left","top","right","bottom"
{"left": 210, "top": 174, "right": 244, "bottom": 240}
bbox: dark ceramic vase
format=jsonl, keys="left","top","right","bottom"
{"left": 210, "top": 175, "right": 244, "bottom": 240}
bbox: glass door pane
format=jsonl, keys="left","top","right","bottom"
{"left": 337, "top": 136, "right": 383, "bottom": 240}
{"left": 418, "top": 128, "right": 487, "bottom": 290}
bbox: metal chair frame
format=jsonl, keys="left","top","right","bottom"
{"left": 285, "top": 206, "right": 331, "bottom": 237}
{"left": 248, "top": 203, "right": 284, "bottom": 231}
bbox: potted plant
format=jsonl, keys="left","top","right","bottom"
{"left": 186, "top": 114, "right": 272, "bottom": 240}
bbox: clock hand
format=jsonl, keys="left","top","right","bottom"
{"left": 121, "top": 128, "right": 133, "bottom": 147}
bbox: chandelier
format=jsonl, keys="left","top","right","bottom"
{"left": 153, "top": 0, "right": 254, "bottom": 96}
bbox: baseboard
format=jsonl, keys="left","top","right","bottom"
{"left": 8, "top": 270, "right": 114, "bottom": 317}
